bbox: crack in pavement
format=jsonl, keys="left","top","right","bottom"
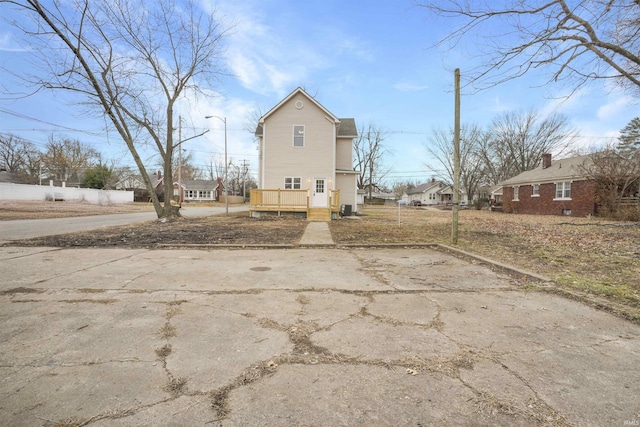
{"left": 4, "top": 247, "right": 635, "bottom": 426}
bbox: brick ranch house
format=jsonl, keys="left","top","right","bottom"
{"left": 501, "top": 153, "right": 596, "bottom": 217}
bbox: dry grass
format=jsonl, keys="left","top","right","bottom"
{"left": 0, "top": 200, "right": 155, "bottom": 220}
{"left": 331, "top": 206, "right": 640, "bottom": 320}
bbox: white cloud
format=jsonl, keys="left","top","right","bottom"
{"left": 175, "top": 89, "right": 260, "bottom": 176}
{"left": 597, "top": 95, "right": 634, "bottom": 121}
{"left": 214, "top": 1, "right": 324, "bottom": 96}
{"left": 210, "top": 0, "right": 371, "bottom": 97}
{"left": 0, "top": 32, "right": 28, "bottom": 52}
{"left": 393, "top": 81, "right": 429, "bottom": 92}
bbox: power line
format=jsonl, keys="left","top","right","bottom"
{"left": 0, "top": 107, "right": 104, "bottom": 136}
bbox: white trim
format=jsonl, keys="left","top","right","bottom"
{"left": 531, "top": 183, "right": 540, "bottom": 197}
{"left": 554, "top": 181, "right": 572, "bottom": 200}
{"left": 260, "top": 123, "right": 266, "bottom": 187}
{"left": 332, "top": 120, "right": 337, "bottom": 189}
{"left": 513, "top": 185, "right": 520, "bottom": 201}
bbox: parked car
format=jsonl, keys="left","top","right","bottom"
{"left": 411, "top": 200, "right": 422, "bottom": 206}
{"left": 397, "top": 200, "right": 407, "bottom": 206}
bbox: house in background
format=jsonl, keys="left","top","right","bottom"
{"left": 252, "top": 87, "right": 359, "bottom": 220}
{"left": 173, "top": 178, "right": 223, "bottom": 203}
{"left": 402, "top": 180, "right": 444, "bottom": 205}
{"left": 489, "top": 185, "right": 503, "bottom": 209}
{"left": 115, "top": 170, "right": 163, "bottom": 202}
{"left": 501, "top": 153, "right": 596, "bottom": 217}
{"left": 0, "top": 170, "right": 29, "bottom": 185}
{"left": 402, "top": 179, "right": 468, "bottom": 206}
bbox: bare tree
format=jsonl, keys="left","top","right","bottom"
{"left": 42, "top": 136, "right": 100, "bottom": 184}
{"left": 425, "top": 124, "right": 486, "bottom": 203}
{"left": 4, "top": 0, "right": 228, "bottom": 218}
{"left": 581, "top": 146, "right": 640, "bottom": 219}
{"left": 0, "top": 133, "right": 34, "bottom": 173}
{"left": 479, "top": 111, "right": 577, "bottom": 184}
{"left": 158, "top": 149, "right": 202, "bottom": 182}
{"left": 420, "top": 0, "right": 640, "bottom": 96}
{"left": 353, "top": 123, "right": 390, "bottom": 199}
{"left": 205, "top": 154, "right": 226, "bottom": 182}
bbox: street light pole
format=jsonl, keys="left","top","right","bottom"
{"left": 205, "top": 115, "right": 228, "bottom": 214}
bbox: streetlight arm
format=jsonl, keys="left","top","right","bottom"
{"left": 175, "top": 129, "right": 210, "bottom": 147}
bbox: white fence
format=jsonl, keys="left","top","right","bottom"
{"left": 0, "top": 182, "right": 133, "bottom": 205}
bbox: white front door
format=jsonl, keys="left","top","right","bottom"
{"left": 312, "top": 178, "right": 327, "bottom": 207}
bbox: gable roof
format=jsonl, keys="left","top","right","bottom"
{"left": 407, "top": 181, "right": 444, "bottom": 195}
{"left": 0, "top": 171, "right": 28, "bottom": 184}
{"left": 501, "top": 154, "right": 592, "bottom": 186}
{"left": 255, "top": 87, "right": 358, "bottom": 137}
{"left": 175, "top": 180, "right": 218, "bottom": 190}
{"left": 260, "top": 87, "right": 338, "bottom": 124}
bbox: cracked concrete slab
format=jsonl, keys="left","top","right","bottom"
{"left": 224, "top": 364, "right": 534, "bottom": 426}
{"left": 0, "top": 246, "right": 639, "bottom": 426}
{"left": 166, "top": 300, "right": 291, "bottom": 391}
{"left": 351, "top": 248, "right": 515, "bottom": 291}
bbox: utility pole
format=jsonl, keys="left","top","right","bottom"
{"left": 451, "top": 68, "right": 461, "bottom": 244}
{"left": 178, "top": 115, "right": 182, "bottom": 206}
{"left": 368, "top": 153, "right": 373, "bottom": 202}
{"left": 241, "top": 159, "right": 249, "bottom": 202}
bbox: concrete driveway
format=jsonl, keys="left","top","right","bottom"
{"left": 0, "top": 245, "right": 638, "bottom": 426}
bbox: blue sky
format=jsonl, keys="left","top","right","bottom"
{"left": 0, "top": 0, "right": 637, "bottom": 185}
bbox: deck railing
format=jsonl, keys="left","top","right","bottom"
{"left": 250, "top": 189, "right": 341, "bottom": 214}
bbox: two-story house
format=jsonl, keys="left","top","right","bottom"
{"left": 251, "top": 88, "right": 359, "bottom": 220}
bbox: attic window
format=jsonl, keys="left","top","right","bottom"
{"left": 293, "top": 125, "right": 305, "bottom": 147}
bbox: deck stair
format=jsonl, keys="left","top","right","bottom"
{"left": 307, "top": 208, "right": 331, "bottom": 221}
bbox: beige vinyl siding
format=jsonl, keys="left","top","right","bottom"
{"left": 336, "top": 173, "right": 357, "bottom": 211}
{"left": 335, "top": 137, "right": 353, "bottom": 171}
{"left": 262, "top": 92, "right": 336, "bottom": 190}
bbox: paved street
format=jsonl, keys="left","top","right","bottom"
{"left": 1, "top": 245, "right": 638, "bottom": 426}
{"left": 0, "top": 205, "right": 249, "bottom": 243}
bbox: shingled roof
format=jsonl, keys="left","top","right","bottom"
{"left": 501, "top": 154, "right": 592, "bottom": 186}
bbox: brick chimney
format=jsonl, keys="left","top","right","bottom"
{"left": 542, "top": 153, "right": 552, "bottom": 169}
{"left": 157, "top": 170, "right": 162, "bottom": 180}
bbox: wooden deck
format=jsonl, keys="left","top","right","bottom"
{"left": 249, "top": 189, "right": 340, "bottom": 220}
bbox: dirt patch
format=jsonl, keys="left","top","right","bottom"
{"left": 0, "top": 200, "right": 155, "bottom": 220}
{"left": 4, "top": 213, "right": 308, "bottom": 247}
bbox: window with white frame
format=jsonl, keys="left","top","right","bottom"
{"left": 293, "top": 125, "right": 305, "bottom": 147}
{"left": 532, "top": 184, "right": 540, "bottom": 197}
{"left": 513, "top": 186, "right": 519, "bottom": 201}
{"left": 555, "top": 181, "right": 571, "bottom": 199}
{"left": 284, "top": 177, "right": 301, "bottom": 189}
